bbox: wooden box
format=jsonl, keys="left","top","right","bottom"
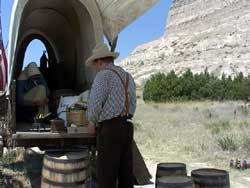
{"left": 67, "top": 126, "right": 88, "bottom": 134}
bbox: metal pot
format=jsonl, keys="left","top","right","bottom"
{"left": 50, "top": 118, "right": 65, "bottom": 133}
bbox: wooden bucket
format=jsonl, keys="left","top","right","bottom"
{"left": 156, "top": 176, "right": 194, "bottom": 188}
{"left": 67, "top": 109, "right": 88, "bottom": 127}
{"left": 191, "top": 168, "right": 230, "bottom": 188}
{"left": 41, "top": 151, "right": 89, "bottom": 188}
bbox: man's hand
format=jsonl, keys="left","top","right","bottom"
{"left": 87, "top": 122, "right": 96, "bottom": 135}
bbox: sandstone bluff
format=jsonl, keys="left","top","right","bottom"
{"left": 119, "top": 0, "right": 250, "bottom": 86}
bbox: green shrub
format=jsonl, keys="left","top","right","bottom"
{"left": 239, "top": 108, "right": 250, "bottom": 116}
{"left": 204, "top": 121, "right": 231, "bottom": 135}
{"left": 143, "top": 70, "right": 250, "bottom": 102}
{"left": 133, "top": 122, "right": 142, "bottom": 131}
{"left": 217, "top": 135, "right": 237, "bottom": 151}
{"left": 242, "top": 137, "right": 250, "bottom": 152}
{"left": 239, "top": 121, "right": 250, "bottom": 128}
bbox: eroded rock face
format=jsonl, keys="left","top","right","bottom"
{"left": 119, "top": 0, "right": 250, "bottom": 86}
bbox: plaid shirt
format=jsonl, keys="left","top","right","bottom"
{"left": 87, "top": 64, "right": 136, "bottom": 124}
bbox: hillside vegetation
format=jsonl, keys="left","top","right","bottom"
{"left": 143, "top": 70, "right": 250, "bottom": 102}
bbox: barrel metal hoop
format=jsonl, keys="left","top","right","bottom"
{"left": 192, "top": 173, "right": 228, "bottom": 179}
{"left": 42, "top": 178, "right": 86, "bottom": 187}
{"left": 157, "top": 181, "right": 193, "bottom": 187}
{"left": 45, "top": 155, "right": 88, "bottom": 163}
{"left": 191, "top": 169, "right": 228, "bottom": 179}
{"left": 157, "top": 163, "right": 186, "bottom": 171}
{"left": 195, "top": 182, "right": 229, "bottom": 187}
{"left": 158, "top": 167, "right": 186, "bottom": 171}
{"left": 43, "top": 164, "right": 88, "bottom": 174}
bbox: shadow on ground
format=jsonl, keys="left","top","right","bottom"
{"left": 2, "top": 149, "right": 44, "bottom": 188}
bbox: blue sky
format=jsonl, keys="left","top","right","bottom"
{"left": 1, "top": 0, "right": 172, "bottom": 66}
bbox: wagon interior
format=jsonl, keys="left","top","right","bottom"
{"left": 10, "top": 0, "right": 100, "bottom": 147}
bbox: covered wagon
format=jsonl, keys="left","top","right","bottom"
{"left": 0, "top": 0, "right": 159, "bottom": 150}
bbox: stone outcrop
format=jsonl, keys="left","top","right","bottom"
{"left": 119, "top": 0, "right": 250, "bottom": 86}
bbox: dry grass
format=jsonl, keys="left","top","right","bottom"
{"left": 133, "top": 97, "right": 250, "bottom": 188}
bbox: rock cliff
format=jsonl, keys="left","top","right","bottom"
{"left": 119, "top": 0, "right": 250, "bottom": 86}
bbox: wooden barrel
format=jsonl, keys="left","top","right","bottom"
{"left": 156, "top": 163, "right": 187, "bottom": 178}
{"left": 156, "top": 176, "right": 194, "bottom": 188}
{"left": 191, "top": 168, "right": 230, "bottom": 188}
{"left": 41, "top": 151, "right": 89, "bottom": 188}
{"left": 156, "top": 163, "right": 187, "bottom": 187}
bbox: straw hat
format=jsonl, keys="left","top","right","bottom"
{"left": 25, "top": 62, "right": 41, "bottom": 78}
{"left": 85, "top": 43, "right": 119, "bottom": 66}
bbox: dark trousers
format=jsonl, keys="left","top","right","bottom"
{"left": 97, "top": 117, "right": 134, "bottom": 188}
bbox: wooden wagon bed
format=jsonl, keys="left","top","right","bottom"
{"left": 12, "top": 123, "right": 96, "bottom": 148}
{"left": 9, "top": 123, "right": 151, "bottom": 185}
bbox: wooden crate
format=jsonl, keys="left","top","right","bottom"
{"left": 67, "top": 126, "right": 88, "bottom": 134}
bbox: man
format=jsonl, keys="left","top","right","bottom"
{"left": 16, "top": 62, "right": 49, "bottom": 122}
{"left": 86, "top": 43, "right": 136, "bottom": 188}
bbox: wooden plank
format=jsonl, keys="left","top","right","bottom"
{"left": 12, "top": 133, "right": 96, "bottom": 148}
{"left": 11, "top": 80, "right": 16, "bottom": 132}
{"left": 133, "top": 140, "right": 152, "bottom": 185}
{"left": 0, "top": 94, "right": 7, "bottom": 115}
{"left": 13, "top": 137, "right": 96, "bottom": 148}
{"left": 12, "top": 132, "right": 95, "bottom": 139}
{"left": 0, "top": 135, "right": 3, "bottom": 156}
{"left": 16, "top": 122, "right": 51, "bottom": 132}
{"left": 67, "top": 127, "right": 88, "bottom": 134}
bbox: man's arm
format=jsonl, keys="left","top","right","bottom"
{"left": 87, "top": 71, "right": 109, "bottom": 124}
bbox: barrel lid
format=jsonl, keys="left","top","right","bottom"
{"left": 157, "top": 176, "right": 193, "bottom": 187}
{"left": 157, "top": 163, "right": 186, "bottom": 170}
{"left": 191, "top": 168, "right": 229, "bottom": 178}
{"left": 45, "top": 152, "right": 88, "bottom": 163}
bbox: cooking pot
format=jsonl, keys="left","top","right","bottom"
{"left": 50, "top": 118, "right": 66, "bottom": 133}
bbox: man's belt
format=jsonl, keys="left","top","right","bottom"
{"left": 99, "top": 115, "right": 133, "bottom": 126}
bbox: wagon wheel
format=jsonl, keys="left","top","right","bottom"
{"left": 6, "top": 96, "right": 13, "bottom": 150}
{"left": 6, "top": 81, "right": 17, "bottom": 150}
{"left": 0, "top": 95, "right": 8, "bottom": 156}
{"left": 0, "top": 119, "right": 4, "bottom": 156}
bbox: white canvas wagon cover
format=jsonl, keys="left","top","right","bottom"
{"left": 5, "top": 0, "right": 159, "bottom": 95}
